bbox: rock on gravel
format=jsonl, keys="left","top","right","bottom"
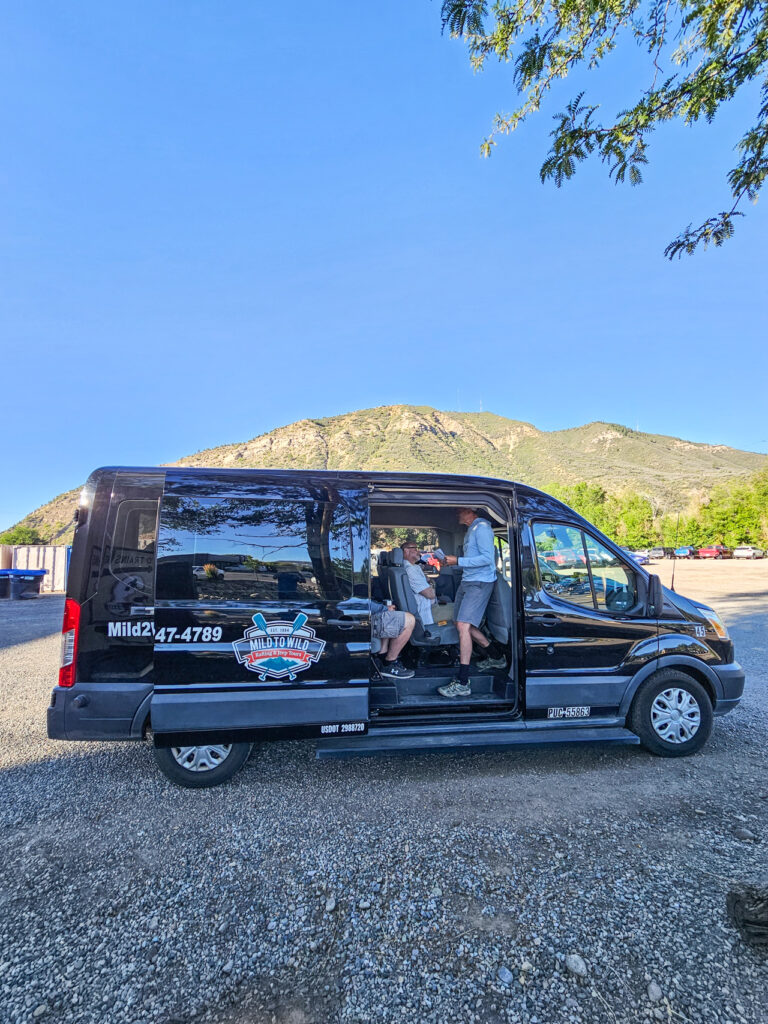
{"left": 734, "top": 827, "right": 758, "bottom": 841}
{"left": 647, "top": 980, "right": 663, "bottom": 1002}
{"left": 565, "top": 953, "right": 588, "bottom": 978}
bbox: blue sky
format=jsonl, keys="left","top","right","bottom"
{"left": 1, "top": 2, "right": 766, "bottom": 529}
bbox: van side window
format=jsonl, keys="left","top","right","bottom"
{"left": 106, "top": 499, "right": 159, "bottom": 606}
{"left": 532, "top": 523, "right": 595, "bottom": 610}
{"left": 157, "top": 496, "right": 353, "bottom": 604}
{"left": 586, "top": 537, "right": 637, "bottom": 613}
{"left": 532, "top": 523, "right": 637, "bottom": 614}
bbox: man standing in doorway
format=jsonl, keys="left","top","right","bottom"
{"left": 437, "top": 507, "right": 505, "bottom": 698}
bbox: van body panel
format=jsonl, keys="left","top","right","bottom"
{"left": 657, "top": 631, "right": 725, "bottom": 664}
{"left": 150, "top": 685, "right": 369, "bottom": 735}
{"left": 152, "top": 471, "right": 370, "bottom": 733}
{"left": 47, "top": 681, "right": 153, "bottom": 740}
{"left": 522, "top": 674, "right": 634, "bottom": 714}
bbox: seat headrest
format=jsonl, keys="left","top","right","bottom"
{"left": 390, "top": 548, "right": 404, "bottom": 567}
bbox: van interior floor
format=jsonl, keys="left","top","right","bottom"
{"left": 371, "top": 670, "right": 517, "bottom": 713}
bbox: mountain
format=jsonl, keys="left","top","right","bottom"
{"left": 9, "top": 406, "right": 767, "bottom": 544}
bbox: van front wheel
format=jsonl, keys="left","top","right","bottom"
{"left": 153, "top": 740, "right": 252, "bottom": 788}
{"left": 629, "top": 671, "right": 712, "bottom": 757}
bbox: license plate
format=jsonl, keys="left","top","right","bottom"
{"left": 547, "top": 706, "right": 591, "bottom": 719}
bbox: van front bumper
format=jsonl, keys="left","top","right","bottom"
{"left": 712, "top": 662, "right": 745, "bottom": 715}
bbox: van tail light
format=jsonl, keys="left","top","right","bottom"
{"left": 59, "top": 598, "right": 81, "bottom": 688}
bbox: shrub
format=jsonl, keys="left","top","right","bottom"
{"left": 0, "top": 525, "right": 45, "bottom": 545}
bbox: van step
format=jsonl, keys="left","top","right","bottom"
{"left": 316, "top": 725, "right": 640, "bottom": 759}
{"left": 396, "top": 692, "right": 506, "bottom": 708}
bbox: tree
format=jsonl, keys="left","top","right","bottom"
{"left": 0, "top": 524, "right": 45, "bottom": 545}
{"left": 441, "top": 0, "right": 768, "bottom": 256}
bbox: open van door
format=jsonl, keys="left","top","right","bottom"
{"left": 151, "top": 472, "right": 371, "bottom": 742}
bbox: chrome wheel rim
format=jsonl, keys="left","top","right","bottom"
{"left": 651, "top": 688, "right": 701, "bottom": 744}
{"left": 171, "top": 744, "right": 233, "bottom": 772}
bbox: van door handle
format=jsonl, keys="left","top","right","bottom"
{"left": 327, "top": 619, "right": 357, "bottom": 629}
{"left": 529, "top": 613, "right": 559, "bottom": 626}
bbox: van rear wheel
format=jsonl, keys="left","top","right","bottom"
{"left": 152, "top": 740, "right": 252, "bottom": 788}
{"left": 629, "top": 670, "right": 712, "bottom": 757}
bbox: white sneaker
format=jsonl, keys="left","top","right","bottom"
{"left": 437, "top": 679, "right": 472, "bottom": 698}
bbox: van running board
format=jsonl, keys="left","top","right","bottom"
{"left": 316, "top": 725, "right": 640, "bottom": 759}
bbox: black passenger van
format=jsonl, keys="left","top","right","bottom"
{"left": 48, "top": 468, "right": 745, "bottom": 787}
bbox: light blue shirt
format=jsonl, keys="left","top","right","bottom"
{"left": 458, "top": 518, "right": 497, "bottom": 583}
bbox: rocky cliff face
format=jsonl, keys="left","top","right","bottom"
{"left": 9, "top": 405, "right": 766, "bottom": 543}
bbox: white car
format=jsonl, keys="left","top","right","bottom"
{"left": 733, "top": 546, "right": 765, "bottom": 559}
{"left": 192, "top": 565, "right": 225, "bottom": 578}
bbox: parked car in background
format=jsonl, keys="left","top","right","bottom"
{"left": 543, "top": 549, "right": 572, "bottom": 567}
{"left": 674, "top": 546, "right": 698, "bottom": 559}
{"left": 733, "top": 546, "right": 765, "bottom": 559}
{"left": 624, "top": 549, "right": 650, "bottom": 565}
{"left": 649, "top": 547, "right": 674, "bottom": 559}
{"left": 698, "top": 545, "right": 734, "bottom": 559}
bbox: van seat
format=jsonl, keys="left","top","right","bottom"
{"left": 485, "top": 571, "right": 512, "bottom": 646}
{"left": 387, "top": 548, "right": 459, "bottom": 648}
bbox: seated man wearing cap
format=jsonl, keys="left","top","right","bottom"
{"left": 401, "top": 541, "right": 437, "bottom": 626}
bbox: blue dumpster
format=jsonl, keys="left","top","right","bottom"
{"left": 0, "top": 569, "right": 48, "bottom": 599}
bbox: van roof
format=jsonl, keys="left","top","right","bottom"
{"left": 88, "top": 465, "right": 547, "bottom": 499}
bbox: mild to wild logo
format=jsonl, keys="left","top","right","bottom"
{"left": 232, "top": 612, "right": 325, "bottom": 681}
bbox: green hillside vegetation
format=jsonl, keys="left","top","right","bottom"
{"left": 549, "top": 472, "right": 768, "bottom": 549}
{"left": 5, "top": 406, "right": 767, "bottom": 548}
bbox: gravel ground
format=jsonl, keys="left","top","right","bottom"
{"left": 1, "top": 566, "right": 767, "bottom": 1024}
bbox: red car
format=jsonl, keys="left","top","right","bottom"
{"left": 697, "top": 545, "right": 733, "bottom": 559}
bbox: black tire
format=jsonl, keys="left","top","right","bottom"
{"left": 152, "top": 740, "right": 252, "bottom": 788}
{"left": 629, "top": 670, "right": 713, "bottom": 757}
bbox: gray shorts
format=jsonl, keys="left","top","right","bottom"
{"left": 454, "top": 581, "right": 495, "bottom": 627}
{"left": 372, "top": 608, "right": 406, "bottom": 639}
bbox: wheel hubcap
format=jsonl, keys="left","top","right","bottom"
{"left": 651, "top": 688, "right": 701, "bottom": 744}
{"left": 171, "top": 744, "right": 233, "bottom": 772}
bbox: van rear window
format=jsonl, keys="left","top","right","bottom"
{"left": 111, "top": 504, "right": 157, "bottom": 573}
{"left": 105, "top": 499, "right": 159, "bottom": 608}
{"left": 156, "top": 496, "right": 354, "bottom": 604}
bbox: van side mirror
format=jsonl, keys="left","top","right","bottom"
{"left": 648, "top": 574, "right": 663, "bottom": 616}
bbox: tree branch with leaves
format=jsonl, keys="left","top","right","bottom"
{"left": 441, "top": 0, "right": 768, "bottom": 256}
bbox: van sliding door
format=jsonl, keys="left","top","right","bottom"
{"left": 151, "top": 473, "right": 370, "bottom": 738}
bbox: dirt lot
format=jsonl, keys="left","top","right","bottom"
{"left": 0, "top": 561, "right": 767, "bottom": 1024}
